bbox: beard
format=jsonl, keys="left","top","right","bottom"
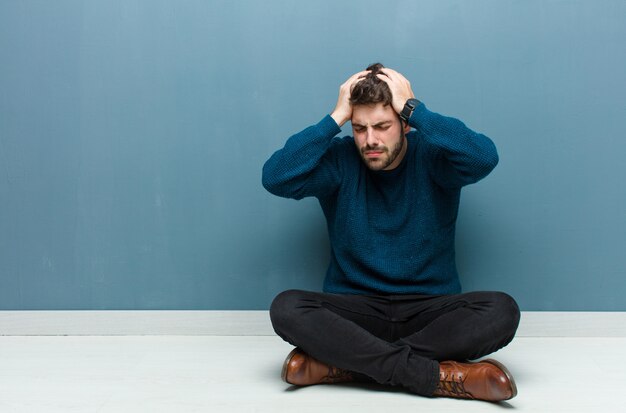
{"left": 360, "top": 134, "right": 405, "bottom": 171}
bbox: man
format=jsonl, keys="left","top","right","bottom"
{"left": 262, "top": 63, "right": 520, "bottom": 402}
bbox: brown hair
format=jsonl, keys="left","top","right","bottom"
{"left": 349, "top": 63, "right": 392, "bottom": 107}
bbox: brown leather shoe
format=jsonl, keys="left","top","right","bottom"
{"left": 281, "top": 348, "right": 353, "bottom": 386}
{"left": 433, "top": 359, "right": 517, "bottom": 402}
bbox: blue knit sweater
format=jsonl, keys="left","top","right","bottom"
{"left": 262, "top": 102, "right": 498, "bottom": 295}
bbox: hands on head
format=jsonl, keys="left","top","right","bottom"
{"left": 375, "top": 68, "right": 416, "bottom": 115}
{"left": 330, "top": 70, "right": 370, "bottom": 127}
{"left": 330, "top": 67, "right": 415, "bottom": 127}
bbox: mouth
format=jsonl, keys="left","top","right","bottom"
{"left": 364, "top": 149, "right": 385, "bottom": 156}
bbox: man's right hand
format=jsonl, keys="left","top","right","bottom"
{"left": 330, "top": 70, "right": 370, "bottom": 127}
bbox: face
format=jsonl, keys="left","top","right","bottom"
{"left": 351, "top": 103, "right": 410, "bottom": 171}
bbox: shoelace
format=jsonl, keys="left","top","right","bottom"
{"left": 323, "top": 366, "right": 353, "bottom": 383}
{"left": 437, "top": 372, "right": 473, "bottom": 399}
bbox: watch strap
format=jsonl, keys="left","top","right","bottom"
{"left": 400, "top": 98, "right": 419, "bottom": 123}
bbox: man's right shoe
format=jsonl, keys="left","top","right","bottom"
{"left": 281, "top": 347, "right": 354, "bottom": 386}
{"left": 433, "top": 359, "right": 517, "bottom": 402}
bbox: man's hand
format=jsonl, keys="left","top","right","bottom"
{"left": 376, "top": 68, "right": 416, "bottom": 115}
{"left": 330, "top": 70, "right": 370, "bottom": 127}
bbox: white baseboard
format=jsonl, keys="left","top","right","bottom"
{"left": 1, "top": 311, "right": 625, "bottom": 337}
{"left": 0, "top": 311, "right": 272, "bottom": 336}
{"left": 516, "top": 312, "right": 626, "bottom": 337}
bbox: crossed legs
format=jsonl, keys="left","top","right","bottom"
{"left": 270, "top": 290, "right": 520, "bottom": 397}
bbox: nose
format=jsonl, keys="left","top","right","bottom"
{"left": 365, "top": 128, "right": 379, "bottom": 147}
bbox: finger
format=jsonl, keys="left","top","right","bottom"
{"left": 347, "top": 70, "right": 370, "bottom": 84}
{"left": 348, "top": 75, "right": 367, "bottom": 92}
{"left": 352, "top": 69, "right": 371, "bottom": 78}
{"left": 377, "top": 72, "right": 402, "bottom": 88}
{"left": 375, "top": 73, "right": 392, "bottom": 85}
{"left": 345, "top": 71, "right": 369, "bottom": 88}
{"left": 377, "top": 67, "right": 397, "bottom": 79}
{"left": 379, "top": 68, "right": 407, "bottom": 84}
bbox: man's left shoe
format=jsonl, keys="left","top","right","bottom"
{"left": 281, "top": 347, "right": 354, "bottom": 386}
{"left": 433, "top": 359, "right": 517, "bottom": 402}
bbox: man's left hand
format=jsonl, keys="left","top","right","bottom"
{"left": 376, "top": 68, "right": 416, "bottom": 115}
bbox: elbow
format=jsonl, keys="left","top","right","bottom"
{"left": 262, "top": 177, "right": 280, "bottom": 196}
{"left": 483, "top": 145, "right": 499, "bottom": 174}
{"left": 261, "top": 174, "right": 272, "bottom": 193}
{"left": 474, "top": 144, "right": 499, "bottom": 181}
{"left": 261, "top": 163, "right": 280, "bottom": 195}
{"left": 262, "top": 161, "right": 295, "bottom": 198}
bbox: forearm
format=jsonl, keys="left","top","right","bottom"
{"left": 262, "top": 115, "right": 342, "bottom": 199}
{"left": 410, "top": 103, "right": 498, "bottom": 187}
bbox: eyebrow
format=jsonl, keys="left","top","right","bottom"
{"left": 353, "top": 121, "right": 393, "bottom": 128}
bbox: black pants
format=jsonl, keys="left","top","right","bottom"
{"left": 270, "top": 290, "right": 520, "bottom": 396}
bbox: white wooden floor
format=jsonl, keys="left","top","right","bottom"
{"left": 0, "top": 335, "right": 623, "bottom": 413}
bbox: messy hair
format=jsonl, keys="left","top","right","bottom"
{"left": 349, "top": 63, "right": 392, "bottom": 107}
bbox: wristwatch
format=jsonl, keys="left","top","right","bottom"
{"left": 400, "top": 98, "right": 420, "bottom": 123}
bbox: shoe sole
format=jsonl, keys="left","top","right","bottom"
{"left": 482, "top": 359, "right": 518, "bottom": 400}
{"left": 281, "top": 347, "right": 300, "bottom": 384}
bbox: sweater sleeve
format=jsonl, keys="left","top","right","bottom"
{"left": 262, "top": 115, "right": 343, "bottom": 200}
{"left": 409, "top": 103, "right": 499, "bottom": 188}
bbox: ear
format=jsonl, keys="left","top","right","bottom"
{"left": 403, "top": 122, "right": 411, "bottom": 134}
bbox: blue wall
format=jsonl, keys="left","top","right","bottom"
{"left": 1, "top": 1, "right": 625, "bottom": 310}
